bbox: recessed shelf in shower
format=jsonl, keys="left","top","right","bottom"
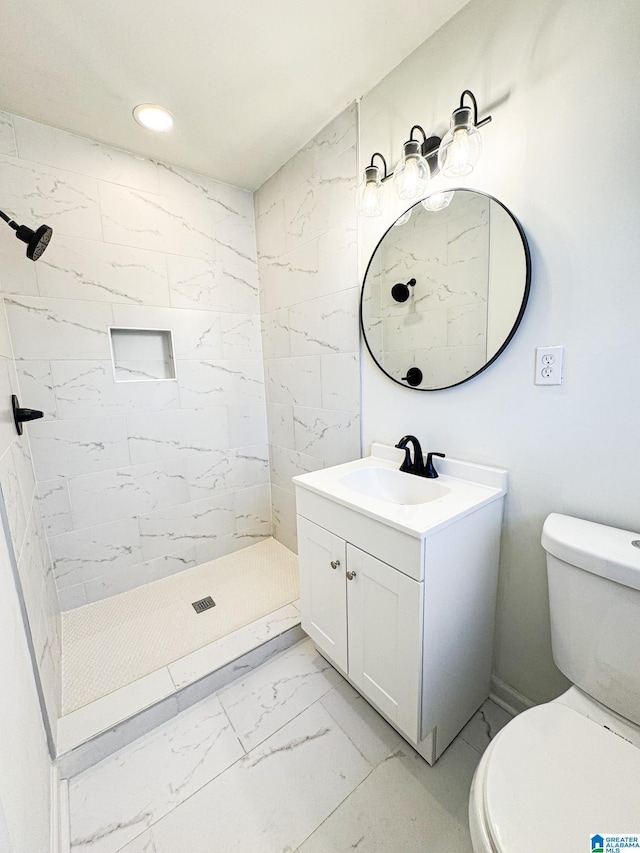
{"left": 109, "top": 326, "right": 177, "bottom": 382}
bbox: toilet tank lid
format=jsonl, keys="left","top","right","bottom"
{"left": 542, "top": 513, "right": 640, "bottom": 591}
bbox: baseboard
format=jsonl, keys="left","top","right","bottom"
{"left": 490, "top": 675, "right": 535, "bottom": 717}
{"left": 50, "top": 766, "right": 70, "bottom": 853}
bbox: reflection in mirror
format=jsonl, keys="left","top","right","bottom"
{"left": 360, "top": 190, "right": 530, "bottom": 391}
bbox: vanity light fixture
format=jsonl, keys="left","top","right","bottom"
{"left": 356, "top": 90, "right": 492, "bottom": 216}
{"left": 132, "top": 104, "right": 175, "bottom": 132}
{"left": 0, "top": 209, "right": 53, "bottom": 261}
{"left": 421, "top": 191, "right": 454, "bottom": 212}
{"left": 438, "top": 90, "right": 491, "bottom": 178}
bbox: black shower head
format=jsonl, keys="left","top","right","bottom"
{"left": 0, "top": 210, "right": 53, "bottom": 261}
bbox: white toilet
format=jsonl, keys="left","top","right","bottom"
{"left": 469, "top": 512, "right": 640, "bottom": 852}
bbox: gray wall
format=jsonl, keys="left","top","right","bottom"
{"left": 359, "top": 0, "right": 640, "bottom": 704}
{"left": 0, "top": 113, "right": 270, "bottom": 610}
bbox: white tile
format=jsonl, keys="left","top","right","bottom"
{"left": 283, "top": 145, "right": 356, "bottom": 252}
{"left": 68, "top": 693, "right": 243, "bottom": 853}
{"left": 67, "top": 459, "right": 189, "bottom": 529}
{"left": 219, "top": 637, "right": 340, "bottom": 751}
{"left": 127, "top": 407, "right": 229, "bottom": 464}
{"left": 83, "top": 547, "right": 198, "bottom": 603}
{"left": 166, "top": 255, "right": 259, "bottom": 314}
{"left": 36, "top": 235, "right": 170, "bottom": 306}
{"left": 157, "top": 162, "right": 254, "bottom": 222}
{"left": 116, "top": 831, "right": 156, "bottom": 853}
{"left": 16, "top": 360, "right": 57, "bottom": 419}
{"left": 270, "top": 444, "right": 323, "bottom": 494}
{"left": 265, "top": 356, "right": 322, "bottom": 407}
{"left": 168, "top": 602, "right": 301, "bottom": 689}
{"left": 0, "top": 235, "right": 39, "bottom": 295}
{"left": 255, "top": 199, "right": 287, "bottom": 260}
{"left": 266, "top": 402, "right": 294, "bottom": 451}
{"left": 57, "top": 667, "right": 176, "bottom": 754}
{"left": 186, "top": 445, "right": 268, "bottom": 500}
{"left": 316, "top": 221, "right": 358, "bottom": 297}
{"left": 293, "top": 406, "right": 360, "bottom": 465}
{"left": 0, "top": 111, "right": 16, "bottom": 157}
{"left": 28, "top": 415, "right": 130, "bottom": 480}
{"left": 271, "top": 484, "right": 298, "bottom": 553}
{"left": 50, "top": 518, "right": 142, "bottom": 589}
{"left": 112, "top": 304, "right": 223, "bottom": 360}
{"left": 447, "top": 302, "right": 488, "bottom": 348}
{"left": 320, "top": 679, "right": 402, "bottom": 767}
{"left": 320, "top": 352, "right": 360, "bottom": 411}
{"left": 14, "top": 117, "right": 160, "bottom": 192}
{"left": 58, "top": 584, "right": 87, "bottom": 611}
{"left": 297, "top": 739, "right": 479, "bottom": 853}
{"left": 458, "top": 699, "right": 513, "bottom": 755}
{"left": 220, "top": 312, "right": 262, "bottom": 359}
{"left": 0, "top": 153, "right": 103, "bottom": 240}
{"left": 260, "top": 308, "right": 291, "bottom": 359}
{"left": 311, "top": 104, "right": 358, "bottom": 174}
{"left": 38, "top": 477, "right": 73, "bottom": 537}
{"left": 234, "top": 483, "right": 271, "bottom": 534}
{"left": 138, "top": 493, "right": 235, "bottom": 561}
{"left": 258, "top": 239, "right": 318, "bottom": 313}
{"left": 289, "top": 288, "right": 359, "bottom": 356}
{"left": 227, "top": 404, "right": 268, "bottom": 447}
{"left": 99, "top": 182, "right": 256, "bottom": 265}
{"left": 0, "top": 442, "right": 28, "bottom": 559}
{"left": 177, "top": 359, "right": 265, "bottom": 408}
{"left": 5, "top": 296, "right": 113, "bottom": 360}
{"left": 51, "top": 361, "right": 180, "bottom": 420}
{"left": 151, "top": 703, "right": 371, "bottom": 853}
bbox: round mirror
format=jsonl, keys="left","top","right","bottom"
{"left": 360, "top": 189, "right": 531, "bottom": 391}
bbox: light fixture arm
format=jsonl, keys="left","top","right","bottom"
{"left": 460, "top": 89, "right": 492, "bottom": 128}
{"left": 369, "top": 152, "right": 391, "bottom": 182}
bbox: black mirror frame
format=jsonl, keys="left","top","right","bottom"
{"left": 359, "top": 189, "right": 532, "bottom": 391}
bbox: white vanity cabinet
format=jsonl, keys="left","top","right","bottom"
{"left": 298, "top": 517, "right": 422, "bottom": 741}
{"left": 294, "top": 445, "right": 508, "bottom": 765}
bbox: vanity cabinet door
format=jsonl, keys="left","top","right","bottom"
{"left": 346, "top": 545, "right": 423, "bottom": 742}
{"left": 297, "top": 516, "right": 348, "bottom": 672}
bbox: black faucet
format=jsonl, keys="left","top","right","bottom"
{"left": 395, "top": 435, "right": 425, "bottom": 476}
{"left": 395, "top": 436, "right": 445, "bottom": 478}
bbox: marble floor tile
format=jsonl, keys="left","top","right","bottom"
{"left": 218, "top": 636, "right": 341, "bottom": 751}
{"left": 458, "top": 698, "right": 513, "bottom": 755}
{"left": 297, "top": 738, "right": 481, "bottom": 853}
{"left": 68, "top": 694, "right": 244, "bottom": 853}
{"left": 151, "top": 703, "right": 372, "bottom": 853}
{"left": 319, "top": 679, "right": 402, "bottom": 767}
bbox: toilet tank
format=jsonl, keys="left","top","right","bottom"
{"left": 542, "top": 513, "right": 640, "bottom": 727}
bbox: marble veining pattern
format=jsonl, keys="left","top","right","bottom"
{"left": 68, "top": 635, "right": 505, "bottom": 853}
{"left": 0, "top": 110, "right": 269, "bottom": 606}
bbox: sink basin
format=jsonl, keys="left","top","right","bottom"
{"left": 340, "top": 467, "right": 450, "bottom": 506}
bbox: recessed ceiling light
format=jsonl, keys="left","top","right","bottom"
{"left": 132, "top": 104, "right": 174, "bottom": 133}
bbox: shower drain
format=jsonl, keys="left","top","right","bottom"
{"left": 192, "top": 596, "right": 216, "bottom": 613}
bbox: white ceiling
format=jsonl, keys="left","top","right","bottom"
{"left": 0, "top": 0, "right": 469, "bottom": 190}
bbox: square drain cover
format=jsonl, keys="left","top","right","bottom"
{"left": 192, "top": 596, "right": 216, "bottom": 614}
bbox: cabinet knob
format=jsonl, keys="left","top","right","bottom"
{"left": 330, "top": 559, "right": 340, "bottom": 570}
{"left": 346, "top": 570, "right": 357, "bottom": 581}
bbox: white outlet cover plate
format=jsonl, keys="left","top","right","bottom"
{"left": 535, "top": 346, "right": 564, "bottom": 385}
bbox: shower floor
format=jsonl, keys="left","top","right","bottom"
{"left": 61, "top": 538, "right": 299, "bottom": 716}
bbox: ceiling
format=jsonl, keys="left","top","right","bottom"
{"left": 0, "top": 1, "right": 469, "bottom": 190}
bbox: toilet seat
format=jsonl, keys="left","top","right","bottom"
{"left": 472, "top": 702, "right": 640, "bottom": 852}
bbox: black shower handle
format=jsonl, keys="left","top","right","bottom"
{"left": 12, "top": 395, "right": 43, "bottom": 435}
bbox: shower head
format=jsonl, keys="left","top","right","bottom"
{"left": 0, "top": 210, "right": 53, "bottom": 261}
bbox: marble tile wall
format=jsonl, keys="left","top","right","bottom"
{"left": 255, "top": 105, "right": 361, "bottom": 551}
{"left": 0, "top": 110, "right": 269, "bottom": 609}
{"left": 0, "top": 130, "right": 61, "bottom": 728}
{"left": 366, "top": 192, "right": 490, "bottom": 388}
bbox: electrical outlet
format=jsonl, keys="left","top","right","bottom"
{"left": 535, "top": 346, "right": 564, "bottom": 385}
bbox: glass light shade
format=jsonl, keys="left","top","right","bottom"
{"left": 133, "top": 104, "right": 175, "bottom": 132}
{"left": 421, "top": 191, "right": 454, "bottom": 212}
{"left": 437, "top": 106, "right": 482, "bottom": 177}
{"left": 356, "top": 164, "right": 384, "bottom": 216}
{"left": 393, "top": 208, "right": 412, "bottom": 226}
{"left": 393, "top": 139, "right": 430, "bottom": 201}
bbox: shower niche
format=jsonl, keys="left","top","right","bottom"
{"left": 109, "top": 326, "right": 177, "bottom": 382}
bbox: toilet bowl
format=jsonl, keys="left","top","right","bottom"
{"left": 469, "top": 513, "right": 640, "bottom": 852}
